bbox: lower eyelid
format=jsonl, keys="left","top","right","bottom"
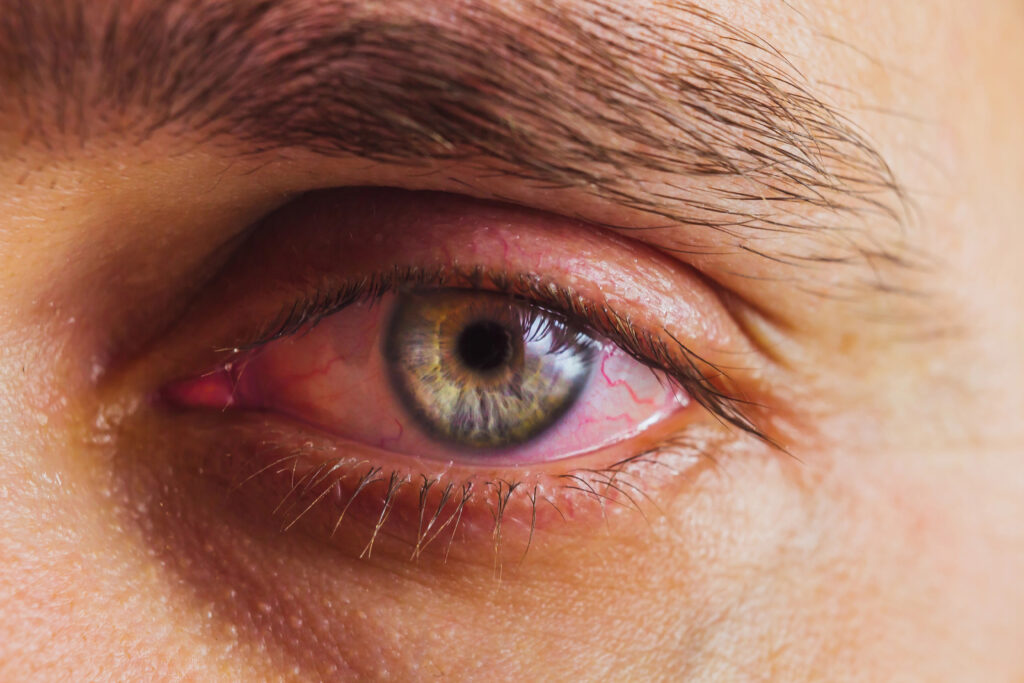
{"left": 138, "top": 407, "right": 723, "bottom": 562}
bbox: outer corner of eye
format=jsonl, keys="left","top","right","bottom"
{"left": 163, "top": 288, "right": 693, "bottom": 468}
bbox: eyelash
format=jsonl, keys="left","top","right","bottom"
{"left": 237, "top": 263, "right": 768, "bottom": 445}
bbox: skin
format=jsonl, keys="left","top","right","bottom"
{"left": 1, "top": 0, "right": 1023, "bottom": 680}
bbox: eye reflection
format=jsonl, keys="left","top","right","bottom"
{"left": 385, "top": 290, "right": 595, "bottom": 449}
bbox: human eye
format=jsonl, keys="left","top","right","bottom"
{"left": 103, "top": 187, "right": 775, "bottom": 564}
{"left": 166, "top": 287, "right": 690, "bottom": 465}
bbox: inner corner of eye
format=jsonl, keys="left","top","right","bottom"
{"left": 165, "top": 287, "right": 690, "bottom": 465}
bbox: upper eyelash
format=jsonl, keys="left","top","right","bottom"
{"left": 237, "top": 264, "right": 770, "bottom": 444}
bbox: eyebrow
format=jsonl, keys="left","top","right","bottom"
{"left": 0, "top": 0, "right": 914, "bottom": 292}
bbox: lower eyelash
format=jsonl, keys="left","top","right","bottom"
{"left": 206, "top": 419, "right": 722, "bottom": 566}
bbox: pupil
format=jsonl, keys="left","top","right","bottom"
{"left": 456, "top": 320, "right": 513, "bottom": 372}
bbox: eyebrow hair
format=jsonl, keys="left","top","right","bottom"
{"left": 0, "top": 0, "right": 916, "bottom": 295}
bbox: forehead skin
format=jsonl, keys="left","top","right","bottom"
{"left": 0, "top": 0, "right": 1022, "bottom": 681}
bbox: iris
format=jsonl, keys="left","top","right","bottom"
{"left": 384, "top": 290, "right": 596, "bottom": 450}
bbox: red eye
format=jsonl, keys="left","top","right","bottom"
{"left": 149, "top": 189, "right": 767, "bottom": 554}
{"left": 166, "top": 289, "right": 689, "bottom": 466}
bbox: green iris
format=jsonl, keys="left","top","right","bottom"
{"left": 384, "top": 290, "right": 596, "bottom": 450}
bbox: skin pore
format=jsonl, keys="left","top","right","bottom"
{"left": 1, "top": 0, "right": 1023, "bottom": 680}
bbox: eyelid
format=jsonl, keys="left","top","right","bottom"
{"left": 110, "top": 187, "right": 788, "bottom": 560}
{"left": 141, "top": 188, "right": 777, "bottom": 443}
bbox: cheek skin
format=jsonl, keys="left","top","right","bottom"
{"left": 102, "top": 410, "right": 1008, "bottom": 681}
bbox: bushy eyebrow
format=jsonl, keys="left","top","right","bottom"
{"left": 0, "top": 0, "right": 916, "bottom": 290}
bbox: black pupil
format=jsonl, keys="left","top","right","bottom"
{"left": 456, "top": 320, "right": 513, "bottom": 372}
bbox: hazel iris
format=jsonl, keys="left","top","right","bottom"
{"left": 384, "top": 290, "right": 596, "bottom": 449}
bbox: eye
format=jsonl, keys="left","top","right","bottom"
{"left": 141, "top": 187, "right": 770, "bottom": 559}
{"left": 165, "top": 288, "right": 688, "bottom": 465}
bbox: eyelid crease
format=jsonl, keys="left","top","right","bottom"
{"left": 234, "top": 263, "right": 773, "bottom": 446}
